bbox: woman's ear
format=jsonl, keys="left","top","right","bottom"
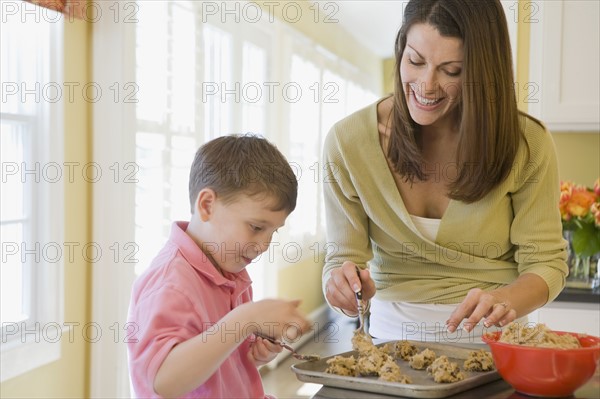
{"left": 195, "top": 188, "right": 217, "bottom": 222}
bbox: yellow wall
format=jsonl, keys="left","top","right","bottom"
{"left": 551, "top": 133, "right": 600, "bottom": 185}
{"left": 383, "top": 58, "right": 395, "bottom": 96}
{"left": 278, "top": 256, "right": 325, "bottom": 315}
{"left": 1, "top": 20, "right": 91, "bottom": 398}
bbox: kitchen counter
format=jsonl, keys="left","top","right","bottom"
{"left": 555, "top": 286, "right": 600, "bottom": 304}
{"left": 263, "top": 307, "right": 600, "bottom": 398}
{"left": 311, "top": 367, "right": 600, "bottom": 399}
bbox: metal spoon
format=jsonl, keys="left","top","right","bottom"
{"left": 254, "top": 331, "right": 321, "bottom": 362}
{"left": 356, "top": 289, "right": 365, "bottom": 333}
{"left": 355, "top": 267, "right": 367, "bottom": 333}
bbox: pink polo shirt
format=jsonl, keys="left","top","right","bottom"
{"left": 127, "top": 221, "right": 268, "bottom": 398}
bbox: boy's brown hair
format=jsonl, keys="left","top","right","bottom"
{"left": 188, "top": 134, "right": 297, "bottom": 214}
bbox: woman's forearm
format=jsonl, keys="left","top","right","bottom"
{"left": 493, "top": 272, "right": 549, "bottom": 318}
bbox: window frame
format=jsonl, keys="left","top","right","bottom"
{"left": 0, "top": 19, "right": 65, "bottom": 382}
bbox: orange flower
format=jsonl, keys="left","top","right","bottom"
{"left": 566, "top": 186, "right": 596, "bottom": 218}
{"left": 559, "top": 181, "right": 574, "bottom": 221}
{"left": 559, "top": 180, "right": 600, "bottom": 224}
{"left": 592, "top": 202, "right": 600, "bottom": 227}
{"left": 558, "top": 178, "right": 600, "bottom": 256}
{"left": 560, "top": 179, "right": 600, "bottom": 257}
{"left": 560, "top": 181, "right": 574, "bottom": 192}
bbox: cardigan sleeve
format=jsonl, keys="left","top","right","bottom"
{"left": 321, "top": 124, "right": 373, "bottom": 307}
{"left": 509, "top": 118, "right": 568, "bottom": 303}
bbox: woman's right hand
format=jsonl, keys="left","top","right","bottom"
{"left": 325, "top": 261, "right": 376, "bottom": 316}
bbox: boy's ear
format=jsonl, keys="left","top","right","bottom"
{"left": 196, "top": 188, "right": 217, "bottom": 222}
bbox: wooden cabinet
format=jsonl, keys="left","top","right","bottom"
{"left": 528, "top": 0, "right": 600, "bottom": 131}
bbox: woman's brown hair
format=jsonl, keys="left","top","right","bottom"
{"left": 390, "top": 0, "right": 520, "bottom": 202}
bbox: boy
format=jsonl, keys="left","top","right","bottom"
{"left": 127, "top": 135, "right": 311, "bottom": 398}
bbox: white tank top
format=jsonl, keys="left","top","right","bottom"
{"left": 368, "top": 215, "right": 527, "bottom": 343}
{"left": 409, "top": 214, "right": 441, "bottom": 242}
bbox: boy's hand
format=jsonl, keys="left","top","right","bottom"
{"left": 241, "top": 299, "right": 311, "bottom": 340}
{"left": 248, "top": 336, "right": 282, "bottom": 367}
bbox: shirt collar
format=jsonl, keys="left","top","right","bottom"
{"left": 169, "top": 221, "right": 252, "bottom": 289}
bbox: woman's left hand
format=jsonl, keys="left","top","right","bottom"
{"left": 445, "top": 288, "right": 517, "bottom": 333}
{"left": 248, "top": 336, "right": 283, "bottom": 366}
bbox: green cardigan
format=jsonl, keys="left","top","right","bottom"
{"left": 322, "top": 100, "right": 568, "bottom": 305}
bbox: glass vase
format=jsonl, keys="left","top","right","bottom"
{"left": 564, "top": 230, "right": 600, "bottom": 289}
{"left": 571, "top": 255, "right": 592, "bottom": 281}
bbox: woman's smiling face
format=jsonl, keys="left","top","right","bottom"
{"left": 400, "top": 23, "right": 464, "bottom": 130}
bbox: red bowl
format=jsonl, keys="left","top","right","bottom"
{"left": 482, "top": 331, "right": 600, "bottom": 397}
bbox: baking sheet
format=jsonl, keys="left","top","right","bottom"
{"left": 291, "top": 341, "right": 500, "bottom": 399}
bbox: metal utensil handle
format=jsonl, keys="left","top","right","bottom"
{"left": 356, "top": 290, "right": 363, "bottom": 313}
{"left": 355, "top": 268, "right": 365, "bottom": 330}
{"left": 253, "top": 331, "right": 281, "bottom": 345}
{"left": 255, "top": 331, "right": 305, "bottom": 352}
{"left": 254, "top": 331, "right": 319, "bottom": 361}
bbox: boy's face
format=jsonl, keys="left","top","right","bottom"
{"left": 200, "top": 193, "right": 289, "bottom": 274}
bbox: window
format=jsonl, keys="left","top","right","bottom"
{"left": 132, "top": 2, "right": 380, "bottom": 300}
{"left": 241, "top": 41, "right": 267, "bottom": 134}
{"left": 92, "top": 1, "right": 382, "bottom": 395}
{"left": 133, "top": 2, "right": 273, "bottom": 299}
{"left": 1, "top": 11, "right": 64, "bottom": 381}
{"left": 134, "top": 1, "right": 199, "bottom": 274}
{"left": 287, "top": 55, "right": 321, "bottom": 239}
{"left": 203, "top": 24, "right": 233, "bottom": 138}
{"left": 285, "top": 49, "right": 378, "bottom": 245}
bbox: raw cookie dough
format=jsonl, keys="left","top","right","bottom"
{"left": 379, "top": 357, "right": 413, "bottom": 384}
{"left": 326, "top": 335, "right": 412, "bottom": 383}
{"left": 463, "top": 349, "right": 495, "bottom": 372}
{"left": 497, "top": 322, "right": 581, "bottom": 349}
{"left": 356, "top": 348, "right": 387, "bottom": 376}
{"left": 395, "top": 340, "right": 418, "bottom": 361}
{"left": 409, "top": 348, "right": 436, "bottom": 370}
{"left": 352, "top": 330, "right": 375, "bottom": 352}
{"left": 427, "top": 355, "right": 465, "bottom": 383}
{"left": 325, "top": 355, "right": 358, "bottom": 376}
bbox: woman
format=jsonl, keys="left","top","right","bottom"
{"left": 322, "top": 0, "right": 567, "bottom": 342}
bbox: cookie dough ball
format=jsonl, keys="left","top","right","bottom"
{"left": 352, "top": 330, "right": 375, "bottom": 352}
{"left": 379, "top": 342, "right": 396, "bottom": 356}
{"left": 378, "top": 357, "right": 412, "bottom": 384}
{"left": 409, "top": 348, "right": 436, "bottom": 370}
{"left": 356, "top": 348, "right": 387, "bottom": 376}
{"left": 463, "top": 349, "right": 495, "bottom": 372}
{"left": 395, "top": 340, "right": 418, "bottom": 361}
{"left": 325, "top": 355, "right": 357, "bottom": 377}
{"left": 427, "top": 355, "right": 465, "bottom": 383}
